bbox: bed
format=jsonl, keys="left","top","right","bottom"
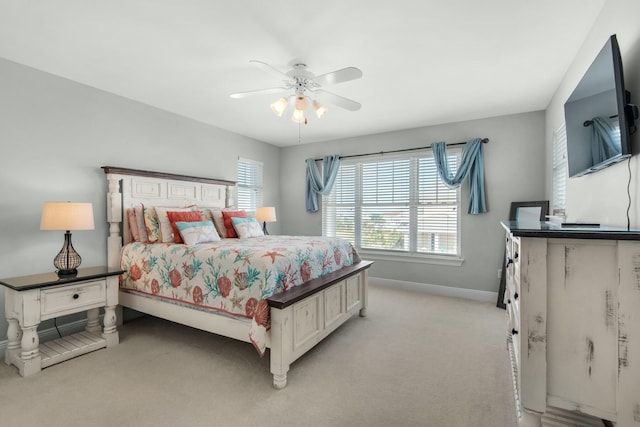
{"left": 102, "top": 166, "right": 372, "bottom": 388}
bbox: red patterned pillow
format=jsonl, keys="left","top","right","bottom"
{"left": 221, "top": 210, "right": 247, "bottom": 238}
{"left": 167, "top": 211, "right": 203, "bottom": 243}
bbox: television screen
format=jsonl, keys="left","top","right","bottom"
{"left": 564, "top": 35, "right": 633, "bottom": 177}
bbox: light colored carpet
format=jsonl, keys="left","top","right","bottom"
{"left": 0, "top": 285, "right": 517, "bottom": 427}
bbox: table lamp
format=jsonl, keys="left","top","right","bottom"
{"left": 40, "top": 201, "right": 95, "bottom": 276}
{"left": 255, "top": 206, "right": 277, "bottom": 235}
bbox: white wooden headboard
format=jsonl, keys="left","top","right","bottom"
{"left": 101, "top": 166, "right": 236, "bottom": 268}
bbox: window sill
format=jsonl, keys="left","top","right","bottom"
{"left": 358, "top": 249, "right": 464, "bottom": 266}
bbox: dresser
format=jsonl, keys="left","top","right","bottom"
{"left": 1, "top": 266, "right": 124, "bottom": 376}
{"left": 502, "top": 221, "right": 640, "bottom": 427}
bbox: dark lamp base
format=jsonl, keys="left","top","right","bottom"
{"left": 56, "top": 269, "right": 78, "bottom": 277}
{"left": 53, "top": 231, "right": 82, "bottom": 277}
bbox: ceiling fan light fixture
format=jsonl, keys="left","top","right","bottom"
{"left": 233, "top": 60, "right": 362, "bottom": 123}
{"left": 270, "top": 97, "right": 288, "bottom": 117}
{"left": 292, "top": 109, "right": 306, "bottom": 124}
{"left": 313, "top": 100, "right": 328, "bottom": 118}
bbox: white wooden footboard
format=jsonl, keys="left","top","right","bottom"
{"left": 268, "top": 261, "right": 372, "bottom": 389}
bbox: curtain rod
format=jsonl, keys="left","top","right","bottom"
{"left": 313, "top": 138, "right": 489, "bottom": 162}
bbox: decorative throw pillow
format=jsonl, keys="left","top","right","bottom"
{"left": 176, "top": 220, "right": 221, "bottom": 245}
{"left": 198, "top": 208, "right": 215, "bottom": 223}
{"left": 167, "top": 211, "right": 203, "bottom": 243}
{"left": 135, "top": 206, "right": 148, "bottom": 243}
{"left": 126, "top": 208, "right": 140, "bottom": 242}
{"left": 221, "top": 210, "right": 247, "bottom": 238}
{"left": 231, "top": 217, "right": 264, "bottom": 239}
{"left": 154, "top": 206, "right": 194, "bottom": 243}
{"left": 142, "top": 204, "right": 162, "bottom": 243}
{"left": 208, "top": 207, "right": 237, "bottom": 239}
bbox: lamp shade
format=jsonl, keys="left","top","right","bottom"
{"left": 40, "top": 202, "right": 95, "bottom": 231}
{"left": 294, "top": 95, "right": 309, "bottom": 111}
{"left": 255, "top": 206, "right": 277, "bottom": 223}
{"left": 291, "top": 109, "right": 306, "bottom": 124}
{"left": 270, "top": 97, "right": 288, "bottom": 117}
{"left": 313, "top": 100, "right": 328, "bottom": 118}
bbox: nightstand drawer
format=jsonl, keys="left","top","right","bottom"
{"left": 41, "top": 280, "right": 106, "bottom": 318}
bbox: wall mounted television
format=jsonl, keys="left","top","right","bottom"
{"left": 564, "top": 34, "right": 638, "bottom": 177}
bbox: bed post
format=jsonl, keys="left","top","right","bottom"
{"left": 359, "top": 267, "right": 369, "bottom": 317}
{"left": 105, "top": 173, "right": 124, "bottom": 326}
{"left": 105, "top": 174, "right": 123, "bottom": 269}
{"left": 269, "top": 306, "right": 292, "bottom": 389}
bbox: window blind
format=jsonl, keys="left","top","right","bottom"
{"left": 237, "top": 158, "right": 263, "bottom": 212}
{"left": 552, "top": 125, "right": 567, "bottom": 215}
{"left": 416, "top": 156, "right": 458, "bottom": 254}
{"left": 323, "top": 150, "right": 460, "bottom": 256}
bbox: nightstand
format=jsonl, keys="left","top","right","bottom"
{"left": 0, "top": 266, "right": 124, "bottom": 376}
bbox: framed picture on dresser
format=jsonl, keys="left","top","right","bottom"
{"left": 497, "top": 200, "right": 549, "bottom": 309}
{"left": 509, "top": 200, "right": 549, "bottom": 223}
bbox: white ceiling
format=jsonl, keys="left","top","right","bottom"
{"left": 0, "top": 0, "right": 606, "bottom": 147}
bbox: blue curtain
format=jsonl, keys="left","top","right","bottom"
{"left": 306, "top": 155, "right": 341, "bottom": 212}
{"left": 590, "top": 116, "right": 621, "bottom": 164}
{"left": 432, "top": 138, "right": 487, "bottom": 214}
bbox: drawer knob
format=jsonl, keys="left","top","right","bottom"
{"left": 73, "top": 294, "right": 79, "bottom": 300}
{"left": 512, "top": 328, "right": 518, "bottom": 335}
{"left": 506, "top": 258, "right": 513, "bottom": 266}
{"left": 514, "top": 292, "right": 519, "bottom": 300}
{"left": 514, "top": 252, "right": 519, "bottom": 260}
{"left": 507, "top": 299, "right": 511, "bottom": 304}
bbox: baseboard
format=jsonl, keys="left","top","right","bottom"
{"left": 0, "top": 318, "right": 90, "bottom": 355}
{"left": 370, "top": 276, "right": 498, "bottom": 303}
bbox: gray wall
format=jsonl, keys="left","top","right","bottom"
{"left": 0, "top": 58, "right": 281, "bottom": 340}
{"left": 545, "top": 0, "right": 640, "bottom": 225}
{"left": 279, "top": 111, "right": 546, "bottom": 293}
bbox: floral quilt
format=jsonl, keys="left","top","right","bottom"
{"left": 119, "top": 235, "right": 357, "bottom": 354}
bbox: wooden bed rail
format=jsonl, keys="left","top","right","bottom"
{"left": 267, "top": 261, "right": 374, "bottom": 309}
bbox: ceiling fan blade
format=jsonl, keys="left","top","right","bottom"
{"left": 249, "top": 60, "right": 290, "bottom": 80}
{"left": 314, "top": 67, "right": 363, "bottom": 86}
{"left": 316, "top": 90, "right": 361, "bottom": 111}
{"left": 229, "top": 87, "right": 286, "bottom": 99}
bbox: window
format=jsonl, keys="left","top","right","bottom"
{"left": 323, "top": 150, "right": 460, "bottom": 257}
{"left": 236, "top": 158, "right": 263, "bottom": 213}
{"left": 552, "top": 125, "right": 567, "bottom": 216}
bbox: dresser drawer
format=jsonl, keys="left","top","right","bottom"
{"left": 509, "top": 273, "right": 520, "bottom": 302}
{"left": 506, "top": 233, "right": 514, "bottom": 257}
{"left": 511, "top": 236, "right": 521, "bottom": 274}
{"left": 41, "top": 280, "right": 106, "bottom": 319}
{"left": 507, "top": 298, "right": 520, "bottom": 332}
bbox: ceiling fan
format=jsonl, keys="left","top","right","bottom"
{"left": 230, "top": 60, "right": 363, "bottom": 123}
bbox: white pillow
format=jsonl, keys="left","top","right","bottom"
{"left": 176, "top": 220, "right": 221, "bottom": 245}
{"left": 154, "top": 206, "right": 193, "bottom": 243}
{"left": 231, "top": 217, "right": 264, "bottom": 239}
